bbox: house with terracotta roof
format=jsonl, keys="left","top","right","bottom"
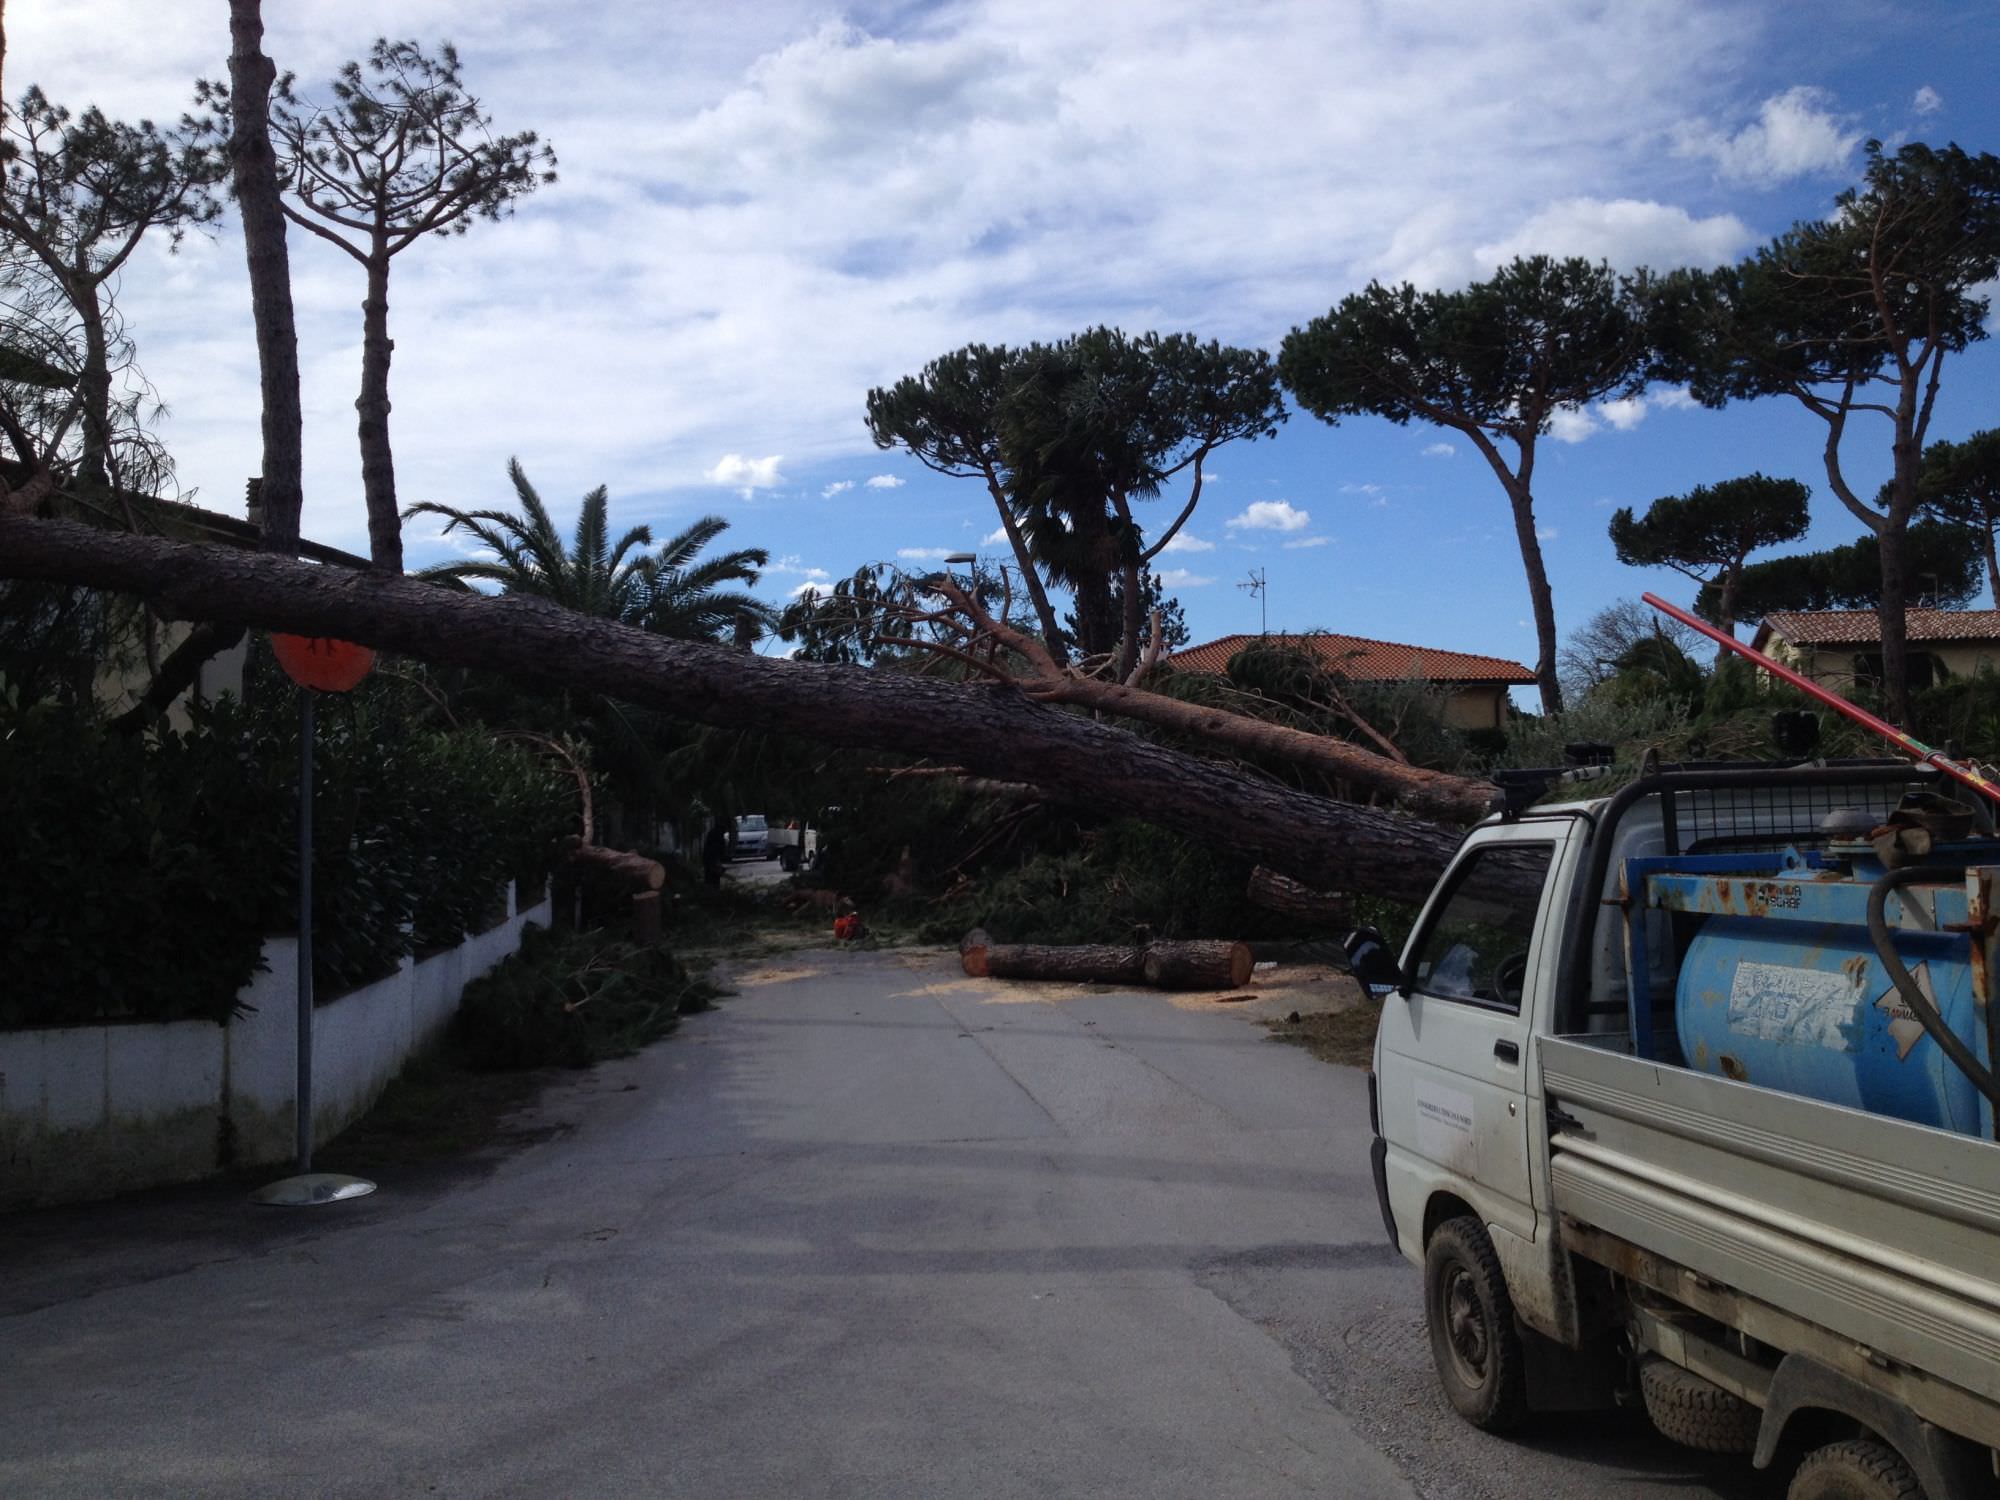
{"left": 1163, "top": 632, "right": 1535, "bottom": 731}
{"left": 1749, "top": 610, "right": 2000, "bottom": 693}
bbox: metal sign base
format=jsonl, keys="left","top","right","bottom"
{"left": 250, "top": 1173, "right": 378, "bottom": 1207}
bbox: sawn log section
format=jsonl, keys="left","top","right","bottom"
{"left": 960, "top": 929, "right": 1254, "bottom": 991}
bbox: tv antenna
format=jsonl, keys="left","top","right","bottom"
{"left": 1238, "top": 567, "right": 1268, "bottom": 635}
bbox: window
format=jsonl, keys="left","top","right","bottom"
{"left": 1409, "top": 842, "right": 1556, "bottom": 1013}
{"left": 1852, "top": 652, "right": 1940, "bottom": 691}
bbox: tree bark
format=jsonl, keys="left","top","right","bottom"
{"left": 107, "top": 619, "right": 247, "bottom": 734}
{"left": 0, "top": 516, "right": 1476, "bottom": 904}
{"left": 960, "top": 930, "right": 1145, "bottom": 984}
{"left": 1245, "top": 865, "right": 1352, "bottom": 928}
{"left": 73, "top": 286, "right": 112, "bottom": 493}
{"left": 1876, "top": 518, "right": 1911, "bottom": 725}
{"left": 226, "top": 0, "right": 304, "bottom": 557}
{"left": 1142, "top": 940, "right": 1253, "bottom": 990}
{"left": 356, "top": 248, "right": 402, "bottom": 573}
{"left": 1507, "top": 482, "right": 1563, "bottom": 715}
{"left": 1983, "top": 522, "right": 2000, "bottom": 608}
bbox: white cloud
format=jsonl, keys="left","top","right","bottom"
{"left": 1597, "top": 396, "right": 1648, "bottom": 431}
{"left": 1673, "top": 86, "right": 1861, "bottom": 187}
{"left": 1340, "top": 482, "right": 1384, "bottom": 496}
{"left": 1282, "top": 535, "right": 1333, "bottom": 550}
{"left": 1227, "top": 499, "right": 1310, "bottom": 532}
{"left": 1422, "top": 442, "right": 1456, "bottom": 458}
{"left": 1477, "top": 197, "right": 1751, "bottom": 271}
{"left": 1160, "top": 532, "right": 1215, "bottom": 553}
{"left": 1914, "top": 85, "right": 1943, "bottom": 116}
{"left": 1546, "top": 406, "right": 1600, "bottom": 444}
{"left": 707, "top": 453, "right": 785, "bottom": 497}
{"left": 9, "top": 1, "right": 1786, "bottom": 553}
{"left": 865, "top": 474, "right": 906, "bottom": 489}
{"left": 980, "top": 526, "right": 1010, "bottom": 545}
{"left": 821, "top": 479, "right": 855, "bottom": 497}
{"left": 1537, "top": 526, "right": 1559, "bottom": 541}
{"left": 1650, "top": 385, "right": 1700, "bottom": 411}
{"left": 788, "top": 581, "right": 827, "bottom": 598}
{"left": 896, "top": 546, "right": 955, "bottom": 560}
{"left": 766, "top": 555, "right": 830, "bottom": 579}
{"left": 1157, "top": 568, "right": 1214, "bottom": 588}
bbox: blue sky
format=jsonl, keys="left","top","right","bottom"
{"left": 18, "top": 1, "right": 2000, "bottom": 676}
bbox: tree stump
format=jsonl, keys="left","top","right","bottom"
{"left": 1141, "top": 940, "right": 1254, "bottom": 990}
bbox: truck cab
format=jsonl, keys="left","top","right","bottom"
{"left": 1365, "top": 763, "right": 2000, "bottom": 1500}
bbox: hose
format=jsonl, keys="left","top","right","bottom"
{"left": 1866, "top": 865, "right": 2000, "bottom": 1119}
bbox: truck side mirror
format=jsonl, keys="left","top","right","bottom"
{"left": 1343, "top": 926, "right": 1405, "bottom": 996}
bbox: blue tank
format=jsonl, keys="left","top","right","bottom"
{"left": 1677, "top": 916, "right": 1989, "bottom": 1135}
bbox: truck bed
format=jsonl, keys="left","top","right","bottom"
{"left": 1541, "top": 1034, "right": 2000, "bottom": 1424}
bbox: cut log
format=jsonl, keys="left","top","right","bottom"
{"left": 630, "top": 890, "right": 662, "bottom": 946}
{"left": 1142, "top": 940, "right": 1254, "bottom": 991}
{"left": 960, "top": 933, "right": 1146, "bottom": 985}
{"left": 1245, "top": 866, "right": 1353, "bottom": 929}
{"left": 563, "top": 838, "right": 666, "bottom": 891}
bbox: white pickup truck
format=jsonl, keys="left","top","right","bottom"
{"left": 1355, "top": 762, "right": 2000, "bottom": 1500}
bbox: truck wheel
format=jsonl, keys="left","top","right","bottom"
{"left": 1637, "top": 1357, "right": 1759, "bottom": 1454}
{"left": 780, "top": 850, "right": 800, "bottom": 873}
{"left": 1423, "top": 1215, "right": 1528, "bottom": 1432}
{"left": 1787, "top": 1439, "right": 1924, "bottom": 1500}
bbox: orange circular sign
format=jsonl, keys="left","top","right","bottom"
{"left": 270, "top": 634, "right": 377, "bottom": 693}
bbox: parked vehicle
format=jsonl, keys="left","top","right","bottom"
{"left": 731, "top": 814, "right": 772, "bottom": 860}
{"left": 1354, "top": 761, "right": 2000, "bottom": 1500}
{"left": 769, "top": 808, "right": 838, "bottom": 873}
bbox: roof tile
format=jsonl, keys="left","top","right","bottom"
{"left": 1760, "top": 609, "right": 2000, "bottom": 647}
{"left": 1164, "top": 632, "right": 1535, "bottom": 685}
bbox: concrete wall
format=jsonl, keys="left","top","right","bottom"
{"left": 0, "top": 883, "right": 550, "bottom": 1210}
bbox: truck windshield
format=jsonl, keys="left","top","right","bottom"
{"left": 1410, "top": 843, "right": 1556, "bottom": 1013}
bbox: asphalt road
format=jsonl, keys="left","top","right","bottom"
{"left": 0, "top": 949, "right": 1774, "bottom": 1499}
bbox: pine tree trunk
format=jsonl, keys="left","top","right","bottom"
{"left": 226, "top": 0, "right": 304, "bottom": 557}
{"left": 1507, "top": 484, "right": 1563, "bottom": 715}
{"left": 0, "top": 515, "right": 1479, "bottom": 906}
{"left": 356, "top": 249, "right": 402, "bottom": 573}
{"left": 73, "top": 289, "right": 112, "bottom": 493}
{"left": 1983, "top": 522, "right": 2000, "bottom": 607}
{"left": 960, "top": 931, "right": 1145, "bottom": 983}
{"left": 1877, "top": 520, "right": 1912, "bottom": 726}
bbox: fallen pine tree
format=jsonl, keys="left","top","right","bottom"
{"left": 0, "top": 514, "right": 1496, "bottom": 905}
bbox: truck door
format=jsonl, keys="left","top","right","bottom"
{"left": 1377, "top": 830, "right": 1561, "bottom": 1246}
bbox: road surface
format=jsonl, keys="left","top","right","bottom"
{"left": 0, "top": 948, "right": 1770, "bottom": 1498}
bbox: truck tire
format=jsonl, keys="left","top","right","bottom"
{"left": 1787, "top": 1439, "right": 1924, "bottom": 1500}
{"left": 1423, "top": 1215, "right": 1528, "bottom": 1433}
{"left": 780, "top": 849, "right": 800, "bottom": 873}
{"left": 1638, "top": 1357, "right": 1759, "bottom": 1454}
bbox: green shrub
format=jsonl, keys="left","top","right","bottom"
{"left": 0, "top": 673, "right": 572, "bottom": 1027}
{"left": 454, "top": 924, "right": 720, "bottom": 1070}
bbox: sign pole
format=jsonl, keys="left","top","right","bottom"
{"left": 252, "top": 649, "right": 378, "bottom": 1207}
{"left": 296, "top": 687, "right": 315, "bottom": 1174}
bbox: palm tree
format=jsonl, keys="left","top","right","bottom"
{"left": 403, "top": 458, "right": 774, "bottom": 642}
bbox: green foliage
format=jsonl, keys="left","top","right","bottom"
{"left": 0, "top": 668, "right": 571, "bottom": 1028}
{"left": 1608, "top": 473, "right": 1809, "bottom": 627}
{"left": 867, "top": 328, "right": 1284, "bottom": 660}
{"left": 1907, "top": 666, "right": 2000, "bottom": 760}
{"left": 454, "top": 924, "right": 719, "bottom": 1071}
{"left": 1709, "top": 519, "right": 1983, "bottom": 620}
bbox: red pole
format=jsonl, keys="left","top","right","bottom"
{"left": 1641, "top": 592, "right": 2000, "bottom": 807}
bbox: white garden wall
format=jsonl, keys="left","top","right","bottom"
{"left": 0, "top": 883, "right": 549, "bottom": 1209}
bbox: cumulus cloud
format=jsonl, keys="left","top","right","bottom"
{"left": 1477, "top": 197, "right": 1751, "bottom": 271}
{"left": 1650, "top": 385, "right": 1700, "bottom": 410}
{"left": 1422, "top": 442, "right": 1455, "bottom": 458}
{"left": 866, "top": 474, "right": 906, "bottom": 489}
{"left": 1674, "top": 86, "right": 1861, "bottom": 186}
{"left": 1914, "top": 85, "right": 1943, "bottom": 116}
{"left": 980, "top": 526, "right": 1010, "bottom": 545}
{"left": 16, "top": 1, "right": 1784, "bottom": 551}
{"left": 1546, "top": 407, "right": 1599, "bottom": 444}
{"left": 1598, "top": 396, "right": 1648, "bottom": 431}
{"left": 1157, "top": 568, "right": 1214, "bottom": 587}
{"left": 1283, "top": 535, "right": 1333, "bottom": 550}
{"left": 707, "top": 453, "right": 784, "bottom": 497}
{"left": 1160, "top": 532, "right": 1215, "bottom": 553}
{"left": 788, "top": 581, "right": 827, "bottom": 598}
{"left": 821, "top": 479, "right": 855, "bottom": 497}
{"left": 1227, "top": 500, "right": 1310, "bottom": 532}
